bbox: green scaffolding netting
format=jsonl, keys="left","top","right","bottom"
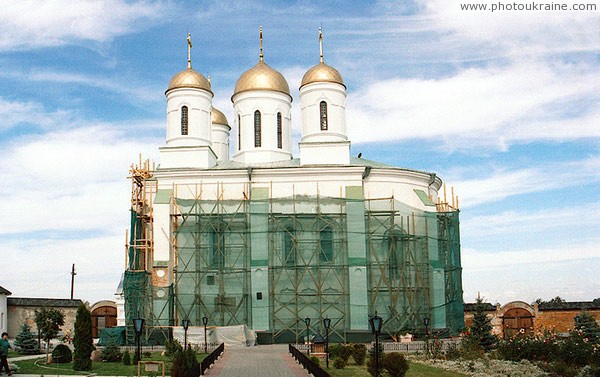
{"left": 124, "top": 194, "right": 463, "bottom": 343}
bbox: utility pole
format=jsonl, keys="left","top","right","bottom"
{"left": 70, "top": 263, "right": 76, "bottom": 300}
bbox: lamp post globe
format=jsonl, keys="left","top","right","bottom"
{"left": 323, "top": 317, "right": 331, "bottom": 368}
{"left": 369, "top": 312, "right": 383, "bottom": 377}
{"left": 304, "top": 317, "right": 311, "bottom": 355}
{"left": 202, "top": 316, "right": 209, "bottom": 354}
{"left": 181, "top": 319, "right": 191, "bottom": 349}
{"left": 132, "top": 317, "right": 145, "bottom": 363}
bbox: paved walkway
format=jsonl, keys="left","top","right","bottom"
{"left": 203, "top": 345, "right": 309, "bottom": 377}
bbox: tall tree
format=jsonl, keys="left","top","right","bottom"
{"left": 34, "top": 308, "right": 65, "bottom": 362}
{"left": 14, "top": 323, "right": 39, "bottom": 355}
{"left": 73, "top": 304, "right": 94, "bottom": 371}
{"left": 466, "top": 296, "right": 497, "bottom": 352}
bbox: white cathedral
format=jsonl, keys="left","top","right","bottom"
{"left": 121, "top": 30, "right": 463, "bottom": 344}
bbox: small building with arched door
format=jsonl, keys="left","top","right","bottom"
{"left": 91, "top": 301, "right": 117, "bottom": 338}
{"left": 464, "top": 300, "right": 600, "bottom": 338}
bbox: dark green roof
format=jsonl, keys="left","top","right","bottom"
{"left": 7, "top": 297, "right": 83, "bottom": 308}
{"left": 0, "top": 286, "right": 11, "bottom": 295}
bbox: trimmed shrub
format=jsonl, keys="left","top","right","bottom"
{"left": 165, "top": 339, "right": 183, "bottom": 358}
{"left": 101, "top": 344, "right": 122, "bottom": 362}
{"left": 381, "top": 352, "right": 409, "bottom": 377}
{"left": 333, "top": 357, "right": 347, "bottom": 369}
{"left": 310, "top": 356, "right": 320, "bottom": 366}
{"left": 122, "top": 349, "right": 131, "bottom": 365}
{"left": 170, "top": 347, "right": 200, "bottom": 377}
{"left": 352, "top": 343, "right": 367, "bottom": 365}
{"left": 367, "top": 342, "right": 384, "bottom": 377}
{"left": 51, "top": 344, "right": 73, "bottom": 363}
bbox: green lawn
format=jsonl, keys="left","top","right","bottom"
{"left": 13, "top": 352, "right": 208, "bottom": 376}
{"left": 325, "top": 361, "right": 467, "bottom": 377}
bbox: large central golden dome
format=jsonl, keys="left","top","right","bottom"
{"left": 233, "top": 61, "right": 290, "bottom": 98}
{"left": 166, "top": 68, "right": 212, "bottom": 94}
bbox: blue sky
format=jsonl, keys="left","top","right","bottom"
{"left": 1, "top": 0, "right": 599, "bottom": 306}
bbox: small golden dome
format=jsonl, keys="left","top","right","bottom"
{"left": 211, "top": 107, "right": 229, "bottom": 125}
{"left": 166, "top": 68, "right": 212, "bottom": 93}
{"left": 233, "top": 61, "right": 291, "bottom": 98}
{"left": 300, "top": 62, "right": 345, "bottom": 89}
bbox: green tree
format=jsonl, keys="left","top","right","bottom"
{"left": 14, "top": 323, "right": 40, "bottom": 354}
{"left": 575, "top": 311, "right": 599, "bottom": 343}
{"left": 73, "top": 303, "right": 94, "bottom": 370}
{"left": 34, "top": 307, "right": 65, "bottom": 362}
{"left": 465, "top": 296, "right": 497, "bottom": 352}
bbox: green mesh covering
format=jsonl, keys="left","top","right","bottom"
{"left": 124, "top": 193, "right": 463, "bottom": 343}
{"left": 97, "top": 327, "right": 126, "bottom": 346}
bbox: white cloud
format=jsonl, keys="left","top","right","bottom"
{"left": 0, "top": 126, "right": 159, "bottom": 235}
{"left": 0, "top": 98, "right": 71, "bottom": 130}
{"left": 0, "top": 0, "right": 169, "bottom": 51}
{"left": 421, "top": 0, "right": 600, "bottom": 56}
{"left": 346, "top": 60, "right": 600, "bottom": 147}
{"left": 462, "top": 204, "right": 600, "bottom": 237}
{"left": 462, "top": 248, "right": 600, "bottom": 304}
{"left": 3, "top": 235, "right": 124, "bottom": 303}
{"left": 450, "top": 156, "right": 600, "bottom": 207}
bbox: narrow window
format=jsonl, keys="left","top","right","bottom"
{"left": 181, "top": 106, "right": 189, "bottom": 135}
{"left": 319, "top": 225, "right": 333, "bottom": 262}
{"left": 277, "top": 112, "right": 283, "bottom": 149}
{"left": 238, "top": 114, "right": 241, "bottom": 150}
{"left": 388, "top": 233, "right": 399, "bottom": 279}
{"left": 211, "top": 229, "right": 225, "bottom": 270}
{"left": 319, "top": 101, "right": 328, "bottom": 131}
{"left": 254, "top": 110, "right": 261, "bottom": 147}
{"left": 283, "top": 227, "right": 295, "bottom": 266}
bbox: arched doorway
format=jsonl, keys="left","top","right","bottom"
{"left": 91, "top": 301, "right": 117, "bottom": 338}
{"left": 502, "top": 307, "right": 534, "bottom": 338}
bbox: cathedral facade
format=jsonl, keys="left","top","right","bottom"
{"left": 122, "top": 30, "right": 463, "bottom": 344}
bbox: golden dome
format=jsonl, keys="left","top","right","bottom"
{"left": 166, "top": 68, "right": 212, "bottom": 93}
{"left": 233, "top": 61, "right": 291, "bottom": 98}
{"left": 300, "top": 62, "right": 345, "bottom": 88}
{"left": 211, "top": 107, "right": 229, "bottom": 125}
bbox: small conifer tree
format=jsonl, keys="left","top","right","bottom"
{"left": 73, "top": 303, "right": 94, "bottom": 371}
{"left": 466, "top": 296, "right": 497, "bottom": 352}
{"left": 14, "top": 323, "right": 40, "bottom": 354}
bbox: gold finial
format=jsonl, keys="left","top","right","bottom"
{"left": 259, "top": 26, "right": 264, "bottom": 62}
{"left": 319, "top": 27, "right": 324, "bottom": 63}
{"left": 187, "top": 33, "right": 192, "bottom": 69}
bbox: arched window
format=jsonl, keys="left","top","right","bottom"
{"left": 319, "top": 101, "right": 328, "bottom": 131}
{"left": 277, "top": 112, "right": 283, "bottom": 149}
{"left": 319, "top": 225, "right": 333, "bottom": 262}
{"left": 238, "top": 114, "right": 241, "bottom": 150}
{"left": 254, "top": 110, "right": 261, "bottom": 147}
{"left": 181, "top": 106, "right": 189, "bottom": 135}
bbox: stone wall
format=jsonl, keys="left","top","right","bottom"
{"left": 7, "top": 298, "right": 82, "bottom": 340}
{"left": 464, "top": 300, "right": 600, "bottom": 338}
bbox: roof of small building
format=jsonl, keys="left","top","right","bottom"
{"left": 538, "top": 301, "right": 600, "bottom": 311}
{"left": 8, "top": 297, "right": 83, "bottom": 308}
{"left": 463, "top": 302, "right": 497, "bottom": 312}
{"left": 0, "top": 286, "right": 12, "bottom": 295}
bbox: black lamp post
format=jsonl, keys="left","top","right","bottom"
{"left": 202, "top": 316, "right": 208, "bottom": 354}
{"left": 304, "top": 317, "right": 311, "bottom": 355}
{"left": 323, "top": 317, "right": 331, "bottom": 369}
{"left": 182, "top": 319, "right": 191, "bottom": 350}
{"left": 133, "top": 317, "right": 145, "bottom": 363}
{"left": 423, "top": 317, "right": 430, "bottom": 355}
{"left": 575, "top": 315, "right": 581, "bottom": 328}
{"left": 369, "top": 311, "right": 383, "bottom": 377}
